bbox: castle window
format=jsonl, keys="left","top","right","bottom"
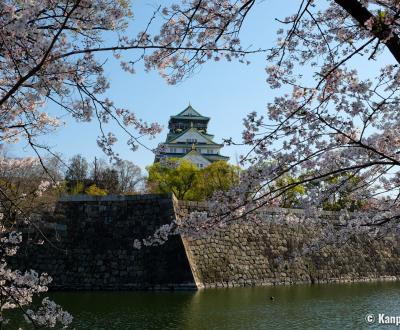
{"left": 170, "top": 147, "right": 177, "bottom": 153}
{"left": 187, "top": 138, "right": 197, "bottom": 143}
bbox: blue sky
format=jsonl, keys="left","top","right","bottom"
{"left": 11, "top": 0, "right": 301, "bottom": 173}
{"left": 11, "top": 0, "right": 389, "bottom": 174}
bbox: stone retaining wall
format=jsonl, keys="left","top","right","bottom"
{"left": 10, "top": 194, "right": 400, "bottom": 290}
{"left": 176, "top": 200, "right": 400, "bottom": 288}
{"left": 12, "top": 194, "right": 195, "bottom": 290}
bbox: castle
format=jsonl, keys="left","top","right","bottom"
{"left": 155, "top": 105, "right": 229, "bottom": 168}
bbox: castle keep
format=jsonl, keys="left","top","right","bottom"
{"left": 155, "top": 105, "right": 229, "bottom": 168}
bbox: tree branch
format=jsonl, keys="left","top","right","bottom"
{"left": 335, "top": 0, "right": 400, "bottom": 63}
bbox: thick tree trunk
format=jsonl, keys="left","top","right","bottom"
{"left": 335, "top": 0, "right": 400, "bottom": 63}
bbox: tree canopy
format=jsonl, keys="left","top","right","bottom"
{"left": 148, "top": 0, "right": 400, "bottom": 232}
{"left": 3, "top": 0, "right": 400, "bottom": 327}
{"left": 147, "top": 159, "right": 240, "bottom": 201}
{"left": 65, "top": 155, "right": 144, "bottom": 195}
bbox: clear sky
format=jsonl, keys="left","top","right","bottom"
{"left": 10, "top": 0, "right": 303, "bottom": 173}
{"left": 10, "top": 0, "right": 388, "bottom": 174}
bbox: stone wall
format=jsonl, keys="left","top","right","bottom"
{"left": 176, "top": 200, "right": 400, "bottom": 288}
{"left": 12, "top": 194, "right": 196, "bottom": 290}
{"left": 10, "top": 194, "right": 400, "bottom": 290}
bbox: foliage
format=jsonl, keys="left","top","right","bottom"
{"left": 271, "top": 173, "right": 366, "bottom": 211}
{"left": 147, "top": 158, "right": 199, "bottom": 200}
{"left": 69, "top": 181, "right": 85, "bottom": 195}
{"left": 195, "top": 161, "right": 241, "bottom": 200}
{"left": 319, "top": 174, "right": 366, "bottom": 212}
{"left": 147, "top": 159, "right": 240, "bottom": 201}
{"left": 273, "top": 175, "right": 306, "bottom": 209}
{"left": 0, "top": 156, "right": 64, "bottom": 225}
{"left": 144, "top": 0, "right": 400, "bottom": 238}
{"left": 65, "top": 155, "right": 143, "bottom": 195}
{"left": 85, "top": 184, "right": 108, "bottom": 196}
{"left": 3, "top": 0, "right": 400, "bottom": 325}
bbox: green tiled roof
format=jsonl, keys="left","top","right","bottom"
{"left": 154, "top": 152, "right": 228, "bottom": 163}
{"left": 204, "top": 154, "right": 230, "bottom": 162}
{"left": 170, "top": 105, "right": 210, "bottom": 121}
{"left": 166, "top": 132, "right": 214, "bottom": 142}
{"left": 164, "top": 143, "right": 223, "bottom": 149}
{"left": 156, "top": 105, "right": 230, "bottom": 164}
{"left": 167, "top": 127, "right": 219, "bottom": 145}
{"left": 170, "top": 115, "right": 209, "bottom": 120}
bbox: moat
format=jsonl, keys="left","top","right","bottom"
{"left": 8, "top": 281, "right": 400, "bottom": 329}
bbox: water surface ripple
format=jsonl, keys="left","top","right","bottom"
{"left": 7, "top": 282, "right": 400, "bottom": 329}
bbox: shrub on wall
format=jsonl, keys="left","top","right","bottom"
{"left": 85, "top": 184, "right": 108, "bottom": 196}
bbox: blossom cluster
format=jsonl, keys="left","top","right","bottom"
{"left": 0, "top": 225, "right": 72, "bottom": 328}
{"left": 134, "top": 0, "right": 400, "bottom": 247}
{"left": 0, "top": 0, "right": 162, "bottom": 162}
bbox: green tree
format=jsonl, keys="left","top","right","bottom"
{"left": 274, "top": 172, "right": 365, "bottom": 210}
{"left": 195, "top": 161, "right": 240, "bottom": 200}
{"left": 69, "top": 181, "right": 85, "bottom": 195}
{"left": 147, "top": 159, "right": 240, "bottom": 201}
{"left": 320, "top": 174, "right": 365, "bottom": 211}
{"left": 147, "top": 158, "right": 199, "bottom": 200}
{"left": 274, "top": 175, "right": 306, "bottom": 208}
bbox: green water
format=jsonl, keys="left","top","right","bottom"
{"left": 7, "top": 282, "right": 400, "bottom": 329}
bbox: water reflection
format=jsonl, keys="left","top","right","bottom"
{"left": 5, "top": 282, "right": 400, "bottom": 329}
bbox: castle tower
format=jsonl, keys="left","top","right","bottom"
{"left": 155, "top": 105, "right": 229, "bottom": 168}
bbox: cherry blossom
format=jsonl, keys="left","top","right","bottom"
{"left": 0, "top": 227, "right": 72, "bottom": 328}
{"left": 4, "top": 0, "right": 400, "bottom": 326}
{"left": 137, "top": 0, "right": 400, "bottom": 244}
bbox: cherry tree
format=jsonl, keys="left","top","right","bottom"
{"left": 0, "top": 0, "right": 260, "bottom": 161}
{"left": 142, "top": 0, "right": 400, "bottom": 238}
{"left": 0, "top": 156, "right": 72, "bottom": 328}
{"left": 1, "top": 0, "right": 161, "bottom": 161}
{"left": 3, "top": 0, "right": 400, "bottom": 326}
{"left": 131, "top": 0, "right": 400, "bottom": 251}
{"left": 0, "top": 0, "right": 259, "bottom": 326}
